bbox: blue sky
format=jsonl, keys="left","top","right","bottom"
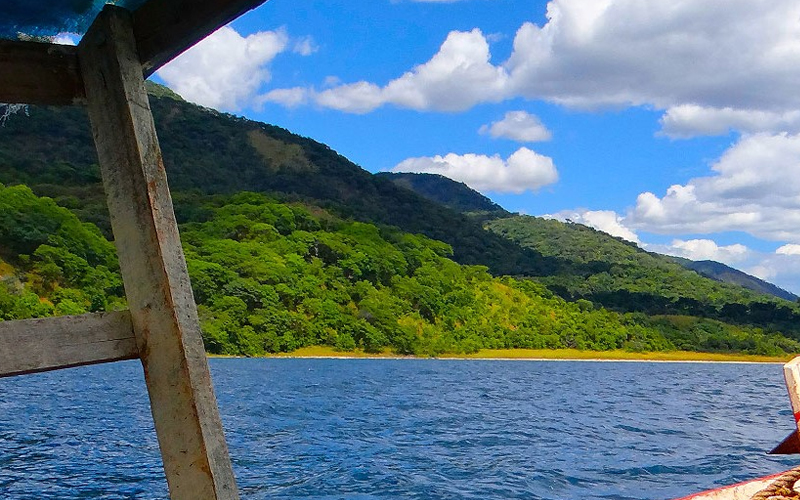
{"left": 145, "top": 0, "right": 800, "bottom": 294}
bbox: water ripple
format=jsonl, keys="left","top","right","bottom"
{"left": 1, "top": 359, "right": 797, "bottom": 499}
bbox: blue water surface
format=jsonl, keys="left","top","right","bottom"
{"left": 1, "top": 358, "right": 798, "bottom": 499}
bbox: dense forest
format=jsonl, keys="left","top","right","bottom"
{"left": 487, "top": 216, "right": 800, "bottom": 337}
{"left": 0, "top": 87, "right": 552, "bottom": 276}
{"left": 2, "top": 88, "right": 800, "bottom": 357}
{"left": 1, "top": 183, "right": 799, "bottom": 357}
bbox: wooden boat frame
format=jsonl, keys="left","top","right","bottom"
{"left": 0, "top": 1, "right": 268, "bottom": 498}
{"left": 2, "top": 2, "right": 800, "bottom": 499}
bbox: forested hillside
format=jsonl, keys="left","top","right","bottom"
{"left": 0, "top": 88, "right": 552, "bottom": 276}
{"left": 2, "top": 183, "right": 798, "bottom": 357}
{"left": 375, "top": 172, "right": 509, "bottom": 220}
{"left": 487, "top": 216, "right": 800, "bottom": 338}
{"left": 2, "top": 88, "right": 800, "bottom": 357}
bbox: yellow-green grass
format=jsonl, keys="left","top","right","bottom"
{"left": 212, "top": 346, "right": 793, "bottom": 363}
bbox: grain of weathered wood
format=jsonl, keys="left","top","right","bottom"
{"left": 78, "top": 6, "right": 239, "bottom": 500}
{"left": 0, "top": 311, "right": 137, "bottom": 378}
{"left": 133, "top": 0, "right": 268, "bottom": 76}
{"left": 0, "top": 40, "right": 86, "bottom": 105}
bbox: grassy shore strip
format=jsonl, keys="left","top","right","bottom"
{"left": 211, "top": 346, "right": 794, "bottom": 363}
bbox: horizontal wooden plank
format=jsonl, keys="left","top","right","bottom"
{"left": 0, "top": 40, "right": 86, "bottom": 106}
{"left": 0, "top": 310, "right": 138, "bottom": 377}
{"left": 133, "top": 0, "right": 268, "bottom": 76}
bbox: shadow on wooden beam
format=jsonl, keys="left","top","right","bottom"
{"left": 0, "top": 40, "right": 86, "bottom": 106}
{"left": 134, "top": 0, "right": 268, "bottom": 76}
{"left": 0, "top": 310, "right": 138, "bottom": 378}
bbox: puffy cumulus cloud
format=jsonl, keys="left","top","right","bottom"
{"left": 662, "top": 239, "right": 750, "bottom": 264}
{"left": 660, "top": 105, "right": 800, "bottom": 138}
{"left": 479, "top": 111, "right": 552, "bottom": 142}
{"left": 777, "top": 244, "right": 800, "bottom": 256}
{"left": 505, "top": 1, "right": 800, "bottom": 119}
{"left": 258, "top": 87, "right": 310, "bottom": 108}
{"left": 315, "top": 82, "right": 384, "bottom": 114}
{"left": 391, "top": 147, "right": 557, "bottom": 194}
{"left": 158, "top": 27, "right": 289, "bottom": 111}
{"left": 627, "top": 133, "right": 800, "bottom": 241}
{"left": 314, "top": 29, "right": 509, "bottom": 113}
{"left": 547, "top": 209, "right": 639, "bottom": 243}
{"left": 275, "top": 0, "right": 800, "bottom": 138}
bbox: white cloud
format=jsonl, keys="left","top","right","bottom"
{"left": 660, "top": 239, "right": 750, "bottom": 264}
{"left": 479, "top": 111, "right": 552, "bottom": 142}
{"left": 627, "top": 133, "right": 800, "bottom": 241}
{"left": 272, "top": 0, "right": 800, "bottom": 139}
{"left": 660, "top": 105, "right": 800, "bottom": 138}
{"left": 738, "top": 252, "right": 800, "bottom": 295}
{"left": 777, "top": 244, "right": 800, "bottom": 256}
{"left": 315, "top": 82, "right": 385, "bottom": 114}
{"left": 293, "top": 36, "right": 319, "bottom": 56}
{"left": 547, "top": 209, "right": 639, "bottom": 243}
{"left": 505, "top": 1, "right": 800, "bottom": 117}
{"left": 53, "top": 33, "right": 77, "bottom": 46}
{"left": 158, "top": 26, "right": 289, "bottom": 111}
{"left": 391, "top": 147, "right": 557, "bottom": 194}
{"left": 314, "top": 29, "right": 509, "bottom": 113}
{"left": 258, "top": 87, "right": 310, "bottom": 108}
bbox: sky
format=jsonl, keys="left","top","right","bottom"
{"left": 140, "top": 0, "right": 800, "bottom": 295}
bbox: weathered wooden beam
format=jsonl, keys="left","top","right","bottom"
{"left": 133, "top": 0, "right": 268, "bottom": 76}
{"left": 78, "top": 6, "right": 239, "bottom": 500}
{"left": 0, "top": 40, "right": 86, "bottom": 105}
{"left": 0, "top": 311, "right": 137, "bottom": 378}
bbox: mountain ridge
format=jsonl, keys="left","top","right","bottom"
{"left": 1, "top": 88, "right": 799, "bottom": 343}
{"left": 385, "top": 171, "right": 796, "bottom": 302}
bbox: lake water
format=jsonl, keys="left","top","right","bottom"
{"left": 1, "top": 358, "right": 798, "bottom": 499}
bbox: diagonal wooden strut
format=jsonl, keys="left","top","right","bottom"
{"left": 78, "top": 6, "right": 238, "bottom": 500}
{"left": 0, "top": 311, "right": 138, "bottom": 378}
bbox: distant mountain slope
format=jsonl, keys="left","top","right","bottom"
{"left": 5, "top": 183, "right": 799, "bottom": 357}
{"left": 3, "top": 87, "right": 800, "bottom": 339}
{"left": 486, "top": 215, "right": 800, "bottom": 336}
{"left": 375, "top": 172, "right": 509, "bottom": 219}
{"left": 387, "top": 171, "right": 797, "bottom": 303}
{"left": 0, "top": 87, "right": 555, "bottom": 277}
{"left": 674, "top": 258, "right": 798, "bottom": 301}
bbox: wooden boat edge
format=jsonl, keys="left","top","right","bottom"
{"left": 673, "top": 471, "right": 787, "bottom": 500}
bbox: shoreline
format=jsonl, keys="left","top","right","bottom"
{"left": 210, "top": 347, "right": 794, "bottom": 364}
